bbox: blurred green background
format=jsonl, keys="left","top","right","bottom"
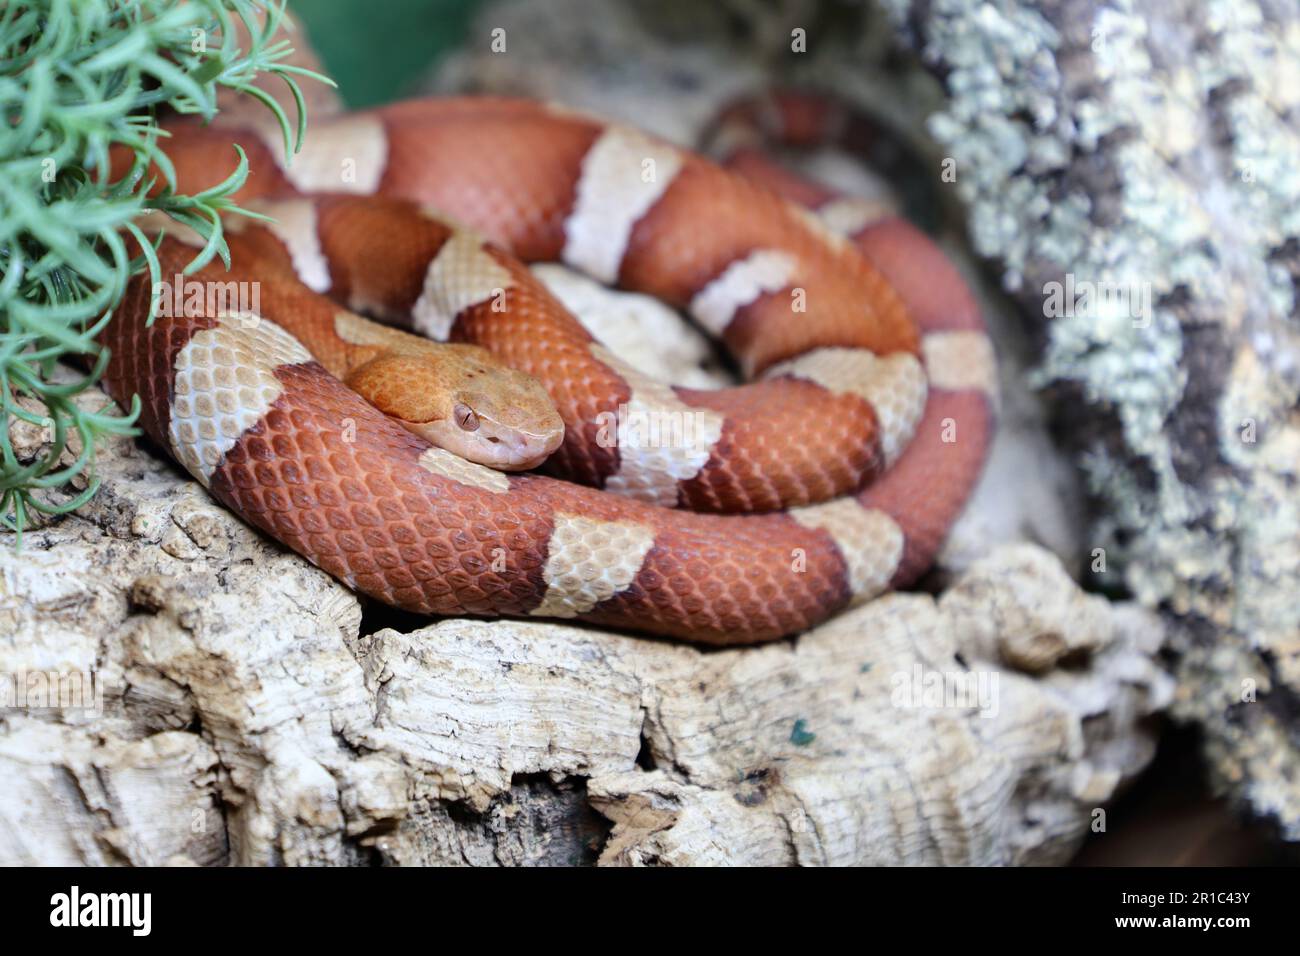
{"left": 291, "top": 0, "right": 483, "bottom": 107}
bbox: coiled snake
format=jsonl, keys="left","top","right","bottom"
{"left": 100, "top": 94, "right": 996, "bottom": 645}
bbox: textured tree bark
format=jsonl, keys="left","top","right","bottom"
{"left": 869, "top": 0, "right": 1300, "bottom": 839}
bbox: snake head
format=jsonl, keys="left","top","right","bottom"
{"left": 345, "top": 344, "right": 564, "bottom": 471}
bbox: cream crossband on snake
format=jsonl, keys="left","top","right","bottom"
{"left": 99, "top": 94, "right": 996, "bottom": 645}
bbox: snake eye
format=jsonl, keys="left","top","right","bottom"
{"left": 453, "top": 402, "right": 480, "bottom": 431}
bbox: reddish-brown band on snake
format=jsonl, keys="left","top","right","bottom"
{"left": 98, "top": 95, "right": 996, "bottom": 645}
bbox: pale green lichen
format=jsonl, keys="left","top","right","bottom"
{"left": 880, "top": 0, "right": 1300, "bottom": 835}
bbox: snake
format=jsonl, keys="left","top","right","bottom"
{"left": 98, "top": 94, "right": 996, "bottom": 645}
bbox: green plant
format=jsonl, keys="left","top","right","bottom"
{"left": 0, "top": 0, "right": 332, "bottom": 536}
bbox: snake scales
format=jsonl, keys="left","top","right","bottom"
{"left": 99, "top": 93, "right": 996, "bottom": 645}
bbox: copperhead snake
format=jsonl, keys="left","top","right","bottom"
{"left": 99, "top": 93, "right": 996, "bottom": 645}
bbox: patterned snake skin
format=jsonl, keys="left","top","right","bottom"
{"left": 99, "top": 95, "right": 996, "bottom": 644}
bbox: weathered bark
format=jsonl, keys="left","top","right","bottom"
{"left": 872, "top": 0, "right": 1300, "bottom": 838}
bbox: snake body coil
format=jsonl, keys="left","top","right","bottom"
{"left": 100, "top": 96, "right": 996, "bottom": 644}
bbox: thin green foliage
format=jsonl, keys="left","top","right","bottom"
{"left": 0, "top": 0, "right": 333, "bottom": 537}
